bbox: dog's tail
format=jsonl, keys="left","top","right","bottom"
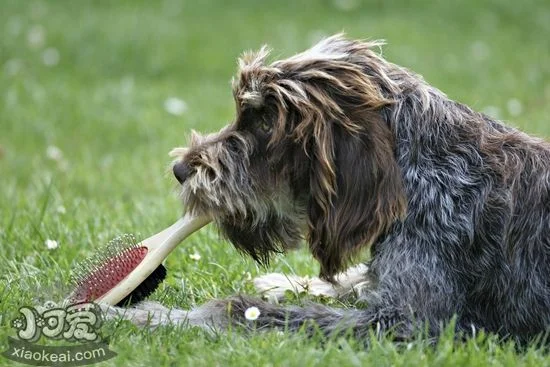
{"left": 104, "top": 296, "right": 402, "bottom": 340}
{"left": 218, "top": 295, "right": 368, "bottom": 337}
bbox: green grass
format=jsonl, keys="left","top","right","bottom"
{"left": 1, "top": 0, "right": 550, "bottom": 365}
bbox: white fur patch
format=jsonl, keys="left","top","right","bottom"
{"left": 253, "top": 263, "right": 370, "bottom": 302}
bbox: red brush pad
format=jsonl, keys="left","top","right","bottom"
{"left": 71, "top": 246, "right": 148, "bottom": 303}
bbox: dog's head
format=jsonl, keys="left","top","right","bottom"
{"left": 171, "top": 35, "right": 407, "bottom": 280}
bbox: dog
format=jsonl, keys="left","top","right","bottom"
{"left": 106, "top": 34, "right": 550, "bottom": 344}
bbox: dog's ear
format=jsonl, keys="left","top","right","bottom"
{"left": 308, "top": 113, "right": 406, "bottom": 281}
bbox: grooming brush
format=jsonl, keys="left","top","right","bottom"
{"left": 68, "top": 213, "right": 211, "bottom": 306}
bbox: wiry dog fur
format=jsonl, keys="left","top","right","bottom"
{"left": 108, "top": 35, "right": 550, "bottom": 344}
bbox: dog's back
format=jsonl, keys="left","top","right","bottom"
{"left": 382, "top": 83, "right": 550, "bottom": 339}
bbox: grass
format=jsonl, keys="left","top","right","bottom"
{"left": 1, "top": 0, "right": 550, "bottom": 365}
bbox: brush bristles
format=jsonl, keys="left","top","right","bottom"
{"left": 69, "top": 234, "right": 149, "bottom": 304}
{"left": 71, "top": 234, "right": 139, "bottom": 283}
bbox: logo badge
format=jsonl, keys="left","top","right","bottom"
{"left": 3, "top": 302, "right": 117, "bottom": 366}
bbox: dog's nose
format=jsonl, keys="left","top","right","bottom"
{"left": 173, "top": 161, "right": 191, "bottom": 184}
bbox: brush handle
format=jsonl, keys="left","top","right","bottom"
{"left": 97, "top": 213, "right": 211, "bottom": 305}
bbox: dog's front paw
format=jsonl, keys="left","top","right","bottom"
{"left": 253, "top": 273, "right": 339, "bottom": 302}
{"left": 254, "top": 264, "right": 371, "bottom": 302}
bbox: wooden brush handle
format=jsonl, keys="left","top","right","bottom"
{"left": 97, "top": 213, "right": 211, "bottom": 305}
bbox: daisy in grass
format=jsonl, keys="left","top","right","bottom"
{"left": 45, "top": 239, "right": 58, "bottom": 250}
{"left": 244, "top": 306, "right": 261, "bottom": 321}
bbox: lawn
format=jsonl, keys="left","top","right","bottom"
{"left": 1, "top": 0, "right": 550, "bottom": 366}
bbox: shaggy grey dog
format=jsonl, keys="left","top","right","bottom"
{"left": 109, "top": 35, "right": 550, "bottom": 344}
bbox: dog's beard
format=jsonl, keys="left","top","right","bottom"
{"left": 182, "top": 181, "right": 307, "bottom": 266}
{"left": 219, "top": 209, "right": 305, "bottom": 265}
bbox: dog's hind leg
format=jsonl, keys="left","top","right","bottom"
{"left": 253, "top": 263, "right": 371, "bottom": 302}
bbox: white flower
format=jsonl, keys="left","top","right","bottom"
{"left": 46, "top": 145, "right": 63, "bottom": 161}
{"left": 189, "top": 252, "right": 201, "bottom": 261}
{"left": 27, "top": 25, "right": 45, "bottom": 48}
{"left": 56, "top": 205, "right": 66, "bottom": 214}
{"left": 470, "top": 41, "right": 490, "bottom": 61}
{"left": 42, "top": 48, "right": 60, "bottom": 67}
{"left": 244, "top": 306, "right": 261, "bottom": 321}
{"left": 507, "top": 98, "right": 523, "bottom": 117}
{"left": 45, "top": 239, "right": 58, "bottom": 250}
{"left": 164, "top": 97, "right": 187, "bottom": 116}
